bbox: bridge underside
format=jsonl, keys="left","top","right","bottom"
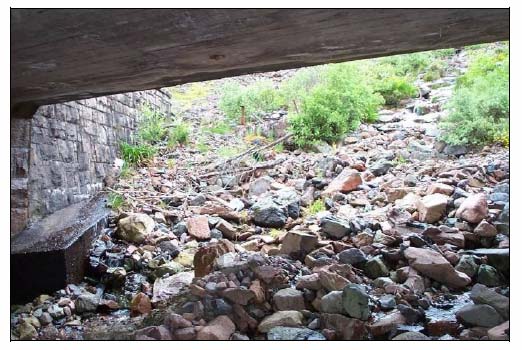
{"left": 11, "top": 8, "right": 509, "bottom": 117}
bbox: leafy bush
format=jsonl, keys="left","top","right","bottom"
{"left": 168, "top": 123, "right": 190, "bottom": 147}
{"left": 120, "top": 142, "right": 156, "bottom": 165}
{"left": 440, "top": 47, "right": 508, "bottom": 147}
{"left": 374, "top": 76, "right": 417, "bottom": 106}
{"left": 219, "top": 80, "right": 282, "bottom": 121}
{"left": 279, "top": 66, "right": 325, "bottom": 112}
{"left": 290, "top": 64, "right": 383, "bottom": 147}
{"left": 137, "top": 104, "right": 167, "bottom": 143}
{"left": 306, "top": 199, "right": 326, "bottom": 216}
{"left": 107, "top": 193, "right": 126, "bottom": 210}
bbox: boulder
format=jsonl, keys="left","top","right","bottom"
{"left": 477, "top": 264, "right": 501, "bottom": 287}
{"left": 392, "top": 331, "right": 430, "bottom": 340}
{"left": 320, "top": 291, "right": 344, "bottom": 314}
{"left": 75, "top": 293, "right": 99, "bottom": 313}
{"left": 258, "top": 311, "right": 304, "bottom": 333}
{"left": 273, "top": 288, "right": 305, "bottom": 311}
{"left": 251, "top": 197, "right": 287, "bottom": 228}
{"left": 186, "top": 215, "right": 211, "bottom": 240}
{"left": 470, "top": 284, "right": 509, "bottom": 319}
{"left": 130, "top": 292, "right": 151, "bottom": 315}
{"left": 323, "top": 168, "right": 362, "bottom": 194}
{"left": 369, "top": 159, "right": 394, "bottom": 176}
{"left": 279, "top": 230, "right": 318, "bottom": 260}
{"left": 338, "top": 248, "right": 367, "bottom": 266}
{"left": 364, "top": 256, "right": 389, "bottom": 279}
{"left": 456, "top": 194, "right": 488, "bottom": 224}
{"left": 456, "top": 304, "right": 503, "bottom": 328}
{"left": 222, "top": 287, "right": 255, "bottom": 306}
{"left": 152, "top": 271, "right": 194, "bottom": 303}
{"left": 403, "top": 247, "right": 471, "bottom": 288}
{"left": 249, "top": 176, "right": 273, "bottom": 197}
{"left": 473, "top": 220, "right": 497, "bottom": 237}
{"left": 487, "top": 321, "right": 509, "bottom": 340}
{"left": 320, "top": 313, "right": 367, "bottom": 340}
{"left": 427, "top": 183, "right": 454, "bottom": 196}
{"left": 117, "top": 213, "right": 155, "bottom": 243}
{"left": 416, "top": 193, "right": 448, "bottom": 223}
{"left": 320, "top": 216, "right": 351, "bottom": 238}
{"left": 342, "top": 284, "right": 370, "bottom": 320}
{"left": 196, "top": 315, "right": 235, "bottom": 340}
{"left": 267, "top": 326, "right": 326, "bottom": 340}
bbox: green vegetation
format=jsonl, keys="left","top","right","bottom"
{"left": 119, "top": 163, "right": 135, "bottom": 179}
{"left": 203, "top": 121, "right": 232, "bottom": 135}
{"left": 217, "top": 145, "right": 243, "bottom": 158}
{"left": 373, "top": 76, "right": 417, "bottom": 106}
{"left": 170, "top": 82, "right": 212, "bottom": 111}
{"left": 290, "top": 64, "right": 383, "bottom": 147}
{"left": 137, "top": 104, "right": 167, "bottom": 144}
{"left": 440, "top": 44, "right": 509, "bottom": 147}
{"left": 195, "top": 140, "right": 210, "bottom": 154}
{"left": 120, "top": 142, "right": 156, "bottom": 165}
{"left": 107, "top": 193, "right": 126, "bottom": 210}
{"left": 167, "top": 123, "right": 190, "bottom": 147}
{"left": 305, "top": 199, "right": 326, "bottom": 216}
{"left": 219, "top": 80, "right": 282, "bottom": 122}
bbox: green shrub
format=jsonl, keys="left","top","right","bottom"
{"left": 290, "top": 64, "right": 383, "bottom": 147}
{"left": 168, "top": 123, "right": 190, "bottom": 147}
{"left": 107, "top": 193, "right": 126, "bottom": 210}
{"left": 219, "top": 80, "right": 282, "bottom": 121}
{"left": 440, "top": 48, "right": 508, "bottom": 147}
{"left": 137, "top": 104, "right": 167, "bottom": 143}
{"left": 120, "top": 142, "right": 156, "bottom": 165}
{"left": 423, "top": 60, "right": 447, "bottom": 82}
{"left": 279, "top": 66, "right": 325, "bottom": 112}
{"left": 374, "top": 76, "right": 417, "bottom": 106}
{"left": 306, "top": 199, "right": 326, "bottom": 216}
{"left": 203, "top": 121, "right": 232, "bottom": 135}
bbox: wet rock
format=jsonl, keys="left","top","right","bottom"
{"left": 117, "top": 213, "right": 155, "bottom": 243}
{"left": 470, "top": 284, "right": 509, "bottom": 319}
{"left": 379, "top": 294, "right": 397, "bottom": 310}
{"left": 392, "top": 331, "right": 430, "bottom": 340}
{"left": 320, "top": 216, "right": 351, "bottom": 238}
{"left": 456, "top": 194, "right": 488, "bottom": 224}
{"left": 369, "top": 312, "right": 406, "bottom": 337}
{"left": 130, "top": 292, "right": 151, "bottom": 316}
{"left": 320, "top": 313, "right": 367, "bottom": 340}
{"left": 487, "top": 321, "right": 509, "bottom": 340}
{"left": 75, "top": 293, "right": 99, "bottom": 313}
{"left": 338, "top": 248, "right": 367, "bottom": 266}
{"left": 416, "top": 194, "right": 448, "bottom": 223}
{"left": 267, "top": 326, "right": 326, "bottom": 340}
{"left": 456, "top": 304, "right": 503, "bottom": 328}
{"left": 186, "top": 215, "right": 211, "bottom": 240}
{"left": 252, "top": 197, "right": 287, "bottom": 228}
{"left": 273, "top": 288, "right": 305, "bottom": 311}
{"left": 342, "top": 284, "right": 370, "bottom": 320}
{"left": 364, "top": 256, "right": 389, "bottom": 279}
{"left": 320, "top": 291, "right": 344, "bottom": 314}
{"left": 477, "top": 264, "right": 501, "bottom": 287}
{"left": 463, "top": 248, "right": 509, "bottom": 275}
{"left": 197, "top": 315, "right": 235, "bottom": 340}
{"left": 404, "top": 247, "right": 471, "bottom": 288}
{"left": 135, "top": 325, "right": 172, "bottom": 340}
{"left": 323, "top": 168, "right": 362, "bottom": 194}
{"left": 258, "top": 311, "right": 304, "bottom": 333}
{"left": 279, "top": 230, "right": 318, "bottom": 259}
{"left": 152, "top": 271, "right": 194, "bottom": 303}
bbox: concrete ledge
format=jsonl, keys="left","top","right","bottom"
{"left": 11, "top": 194, "right": 109, "bottom": 303}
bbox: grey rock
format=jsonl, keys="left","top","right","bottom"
{"left": 75, "top": 293, "right": 99, "bottom": 313}
{"left": 320, "top": 291, "right": 344, "bottom": 314}
{"left": 364, "top": 256, "right": 389, "bottom": 279}
{"left": 392, "top": 331, "right": 430, "bottom": 340}
{"left": 477, "top": 264, "right": 501, "bottom": 287}
{"left": 470, "top": 284, "right": 509, "bottom": 319}
{"left": 252, "top": 197, "right": 287, "bottom": 228}
{"left": 455, "top": 255, "right": 478, "bottom": 278}
{"left": 342, "top": 283, "right": 370, "bottom": 320}
{"left": 369, "top": 159, "right": 394, "bottom": 176}
{"left": 249, "top": 177, "right": 273, "bottom": 197}
{"left": 267, "top": 326, "right": 326, "bottom": 340}
{"left": 456, "top": 304, "right": 503, "bottom": 328}
{"left": 338, "top": 248, "right": 367, "bottom": 266}
{"left": 379, "top": 294, "right": 397, "bottom": 310}
{"left": 320, "top": 216, "right": 351, "bottom": 238}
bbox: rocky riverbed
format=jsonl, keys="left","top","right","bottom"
{"left": 11, "top": 50, "right": 509, "bottom": 341}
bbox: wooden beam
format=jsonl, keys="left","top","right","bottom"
{"left": 11, "top": 9, "right": 509, "bottom": 115}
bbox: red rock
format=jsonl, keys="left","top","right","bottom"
{"left": 186, "top": 215, "right": 210, "bottom": 240}
{"left": 427, "top": 183, "right": 454, "bottom": 196}
{"left": 426, "top": 320, "right": 460, "bottom": 337}
{"left": 130, "top": 292, "right": 151, "bottom": 316}
{"left": 164, "top": 312, "right": 192, "bottom": 332}
{"left": 422, "top": 227, "right": 465, "bottom": 248}
{"left": 233, "top": 304, "right": 258, "bottom": 331}
{"left": 369, "top": 312, "right": 406, "bottom": 337}
{"left": 249, "top": 279, "right": 265, "bottom": 303}
{"left": 318, "top": 269, "right": 349, "bottom": 291}
{"left": 456, "top": 194, "right": 488, "bottom": 224}
{"left": 196, "top": 315, "right": 235, "bottom": 340}
{"left": 487, "top": 321, "right": 509, "bottom": 340}
{"left": 321, "top": 313, "right": 367, "bottom": 340}
{"left": 323, "top": 168, "right": 362, "bottom": 195}
{"left": 273, "top": 288, "right": 305, "bottom": 311}
{"left": 404, "top": 247, "right": 471, "bottom": 288}
{"left": 222, "top": 287, "right": 255, "bottom": 305}
{"left": 193, "top": 239, "right": 235, "bottom": 277}
{"left": 474, "top": 220, "right": 497, "bottom": 237}
{"left": 173, "top": 327, "right": 196, "bottom": 340}
{"left": 296, "top": 273, "right": 321, "bottom": 290}
{"left": 135, "top": 325, "right": 172, "bottom": 340}
{"left": 416, "top": 194, "right": 449, "bottom": 223}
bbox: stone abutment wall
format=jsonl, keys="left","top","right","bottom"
{"left": 10, "top": 89, "right": 172, "bottom": 235}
